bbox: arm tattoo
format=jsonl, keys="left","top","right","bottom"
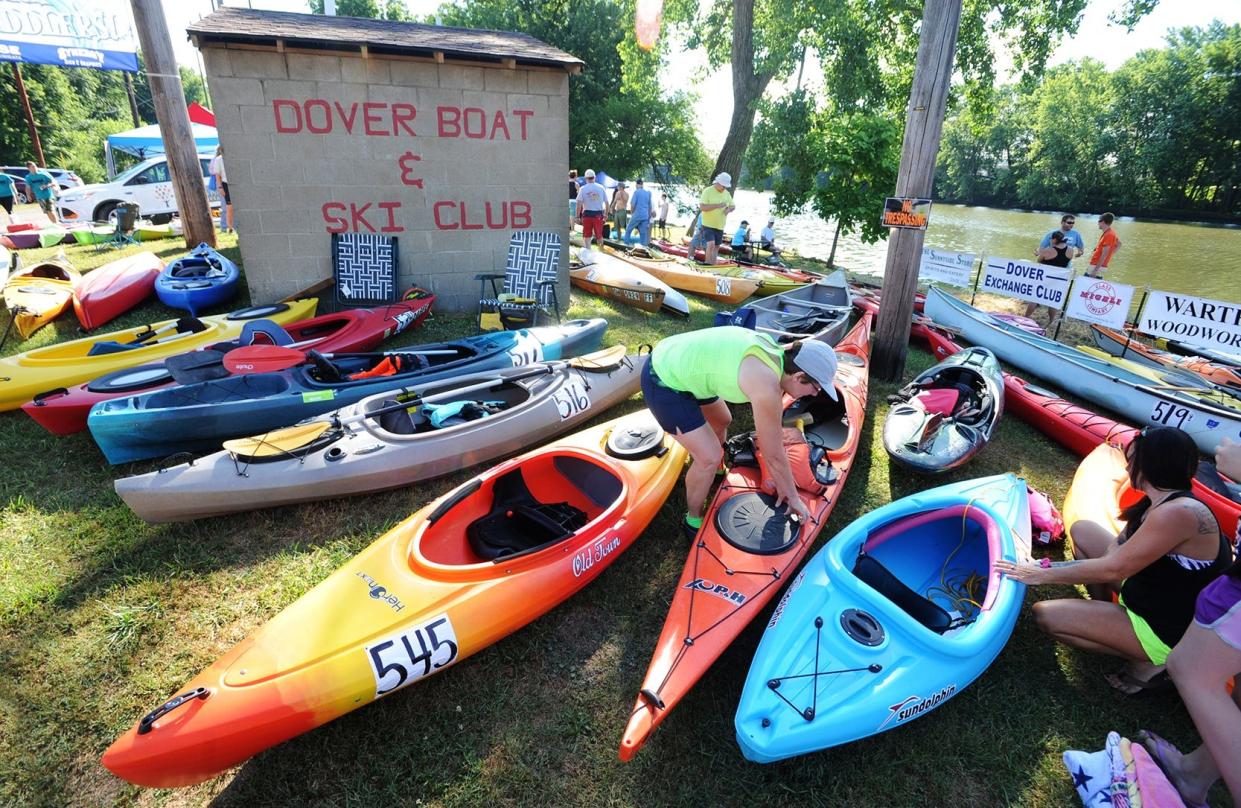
{"left": 1184, "top": 501, "right": 1217, "bottom": 535}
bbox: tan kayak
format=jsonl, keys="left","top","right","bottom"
{"left": 569, "top": 248, "right": 688, "bottom": 317}
{"left": 609, "top": 250, "right": 759, "bottom": 304}
{"left": 4, "top": 259, "right": 81, "bottom": 340}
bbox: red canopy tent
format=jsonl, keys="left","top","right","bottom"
{"left": 187, "top": 102, "right": 216, "bottom": 127}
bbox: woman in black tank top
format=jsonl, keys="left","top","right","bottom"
{"left": 994, "top": 427, "right": 1230, "bottom": 694}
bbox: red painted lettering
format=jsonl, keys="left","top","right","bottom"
{"left": 484, "top": 201, "right": 506, "bottom": 229}
{"left": 392, "top": 103, "right": 416, "bottom": 136}
{"left": 513, "top": 110, "right": 533, "bottom": 140}
{"left": 333, "top": 101, "right": 358, "bottom": 133}
{"left": 378, "top": 201, "right": 404, "bottom": 233}
{"left": 437, "top": 106, "right": 460, "bottom": 138}
{"left": 362, "top": 102, "right": 387, "bottom": 136}
{"left": 510, "top": 200, "right": 531, "bottom": 229}
{"left": 273, "top": 99, "right": 302, "bottom": 133}
{"left": 463, "top": 107, "right": 487, "bottom": 139}
{"left": 349, "top": 202, "right": 376, "bottom": 233}
{"left": 305, "top": 99, "right": 332, "bottom": 134}
{"left": 322, "top": 202, "right": 348, "bottom": 233}
{"left": 489, "top": 110, "right": 511, "bottom": 140}
{"left": 433, "top": 201, "right": 458, "bottom": 230}
{"left": 460, "top": 201, "right": 484, "bottom": 230}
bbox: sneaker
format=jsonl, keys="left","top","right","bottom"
{"left": 681, "top": 518, "right": 701, "bottom": 540}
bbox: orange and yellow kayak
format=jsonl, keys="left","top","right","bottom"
{"left": 102, "top": 410, "right": 688, "bottom": 788}
{"left": 619, "top": 312, "right": 872, "bottom": 760}
{"left": 1092, "top": 324, "right": 1241, "bottom": 390}
{"left": 4, "top": 259, "right": 80, "bottom": 339}
{"left": 611, "top": 250, "right": 760, "bottom": 304}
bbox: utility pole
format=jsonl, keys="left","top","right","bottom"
{"left": 124, "top": 72, "right": 141, "bottom": 127}
{"left": 129, "top": 0, "right": 215, "bottom": 248}
{"left": 872, "top": 0, "right": 961, "bottom": 381}
{"left": 12, "top": 64, "right": 46, "bottom": 166}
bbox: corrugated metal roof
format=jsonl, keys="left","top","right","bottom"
{"left": 188, "top": 7, "right": 583, "bottom": 70}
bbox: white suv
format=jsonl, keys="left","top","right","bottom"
{"left": 58, "top": 154, "right": 222, "bottom": 223}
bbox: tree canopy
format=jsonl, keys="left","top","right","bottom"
{"left": 306, "top": 0, "right": 413, "bottom": 21}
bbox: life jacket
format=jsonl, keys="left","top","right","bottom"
{"left": 349, "top": 355, "right": 410, "bottom": 380}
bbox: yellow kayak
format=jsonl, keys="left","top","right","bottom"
{"left": 4, "top": 260, "right": 81, "bottom": 340}
{"left": 709, "top": 264, "right": 805, "bottom": 297}
{"left": 0, "top": 298, "right": 317, "bottom": 411}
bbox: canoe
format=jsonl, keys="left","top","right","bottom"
{"left": 115, "top": 347, "right": 645, "bottom": 522}
{"left": 72, "top": 251, "right": 163, "bottom": 331}
{"left": 23, "top": 294, "right": 435, "bottom": 435}
{"left": 155, "top": 243, "right": 240, "bottom": 316}
{"left": 572, "top": 248, "right": 687, "bottom": 317}
{"left": 992, "top": 312, "right": 1045, "bottom": 335}
{"left": 925, "top": 287, "right": 1241, "bottom": 455}
{"left": 735, "top": 474, "right": 1031, "bottom": 762}
{"left": 0, "top": 298, "right": 318, "bottom": 412}
{"left": 102, "top": 409, "right": 688, "bottom": 788}
{"left": 87, "top": 318, "right": 609, "bottom": 464}
{"left": 1093, "top": 325, "right": 1241, "bottom": 390}
{"left": 619, "top": 312, "right": 871, "bottom": 761}
{"left": 883, "top": 347, "right": 1004, "bottom": 473}
{"left": 3, "top": 259, "right": 81, "bottom": 339}
{"left": 854, "top": 291, "right": 1241, "bottom": 541}
{"left": 742, "top": 270, "right": 853, "bottom": 346}
{"left": 1075, "top": 344, "right": 1241, "bottom": 408}
{"left": 610, "top": 250, "right": 759, "bottom": 304}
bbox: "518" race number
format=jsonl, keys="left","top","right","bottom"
{"left": 366, "top": 614, "right": 459, "bottom": 697}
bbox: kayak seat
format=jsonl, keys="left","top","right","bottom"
{"left": 467, "top": 468, "right": 588, "bottom": 561}
{"left": 853, "top": 554, "right": 952, "bottom": 635}
{"left": 377, "top": 401, "right": 429, "bottom": 435}
{"left": 240, "top": 319, "right": 293, "bottom": 347}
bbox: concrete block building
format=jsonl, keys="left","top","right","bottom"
{"left": 188, "top": 8, "right": 581, "bottom": 310}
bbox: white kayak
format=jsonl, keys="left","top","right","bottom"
{"left": 576, "top": 248, "right": 690, "bottom": 317}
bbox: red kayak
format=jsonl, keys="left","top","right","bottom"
{"left": 22, "top": 292, "right": 435, "bottom": 436}
{"left": 619, "top": 313, "right": 871, "bottom": 760}
{"left": 73, "top": 251, "right": 164, "bottom": 331}
{"left": 852, "top": 293, "right": 1240, "bottom": 539}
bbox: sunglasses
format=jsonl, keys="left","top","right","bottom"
{"left": 1062, "top": 220, "right": 1075, "bottom": 226}
{"left": 801, "top": 373, "right": 822, "bottom": 393}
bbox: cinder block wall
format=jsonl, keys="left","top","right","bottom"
{"left": 200, "top": 46, "right": 570, "bottom": 311}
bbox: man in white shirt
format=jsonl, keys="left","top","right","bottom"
{"left": 760, "top": 218, "right": 781, "bottom": 257}
{"left": 576, "top": 169, "right": 608, "bottom": 248}
{"left": 656, "top": 193, "right": 670, "bottom": 239}
{"left": 210, "top": 146, "right": 232, "bottom": 233}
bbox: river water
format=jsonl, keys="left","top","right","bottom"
{"left": 656, "top": 187, "right": 1241, "bottom": 302}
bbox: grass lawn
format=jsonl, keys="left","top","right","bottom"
{"left": 0, "top": 233, "right": 1226, "bottom": 807}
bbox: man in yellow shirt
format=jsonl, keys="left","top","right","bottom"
{"left": 698, "top": 172, "right": 735, "bottom": 265}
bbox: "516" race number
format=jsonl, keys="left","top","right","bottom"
{"left": 366, "top": 614, "right": 459, "bottom": 697}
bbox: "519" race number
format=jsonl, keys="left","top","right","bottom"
{"left": 1150, "top": 400, "right": 1194, "bottom": 430}
{"left": 366, "top": 614, "right": 459, "bottom": 697}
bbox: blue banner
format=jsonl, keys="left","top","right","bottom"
{"left": 0, "top": 0, "right": 139, "bottom": 72}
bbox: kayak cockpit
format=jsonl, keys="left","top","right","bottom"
{"left": 853, "top": 503, "right": 1003, "bottom": 635}
{"left": 306, "top": 345, "right": 480, "bottom": 384}
{"left": 365, "top": 381, "right": 529, "bottom": 435}
{"left": 417, "top": 451, "right": 624, "bottom": 567}
{"left": 784, "top": 387, "right": 851, "bottom": 452}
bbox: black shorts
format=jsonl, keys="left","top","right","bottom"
{"left": 641, "top": 362, "right": 718, "bottom": 435}
{"left": 0, "top": 196, "right": 11, "bottom": 214}
{"left": 220, "top": 181, "right": 231, "bottom": 204}
{"left": 701, "top": 226, "right": 724, "bottom": 245}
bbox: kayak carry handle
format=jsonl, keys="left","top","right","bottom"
{"left": 137, "top": 687, "right": 209, "bottom": 735}
{"left": 31, "top": 387, "right": 68, "bottom": 405}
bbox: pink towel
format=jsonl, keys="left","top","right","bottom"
{"left": 1132, "top": 744, "right": 1189, "bottom": 808}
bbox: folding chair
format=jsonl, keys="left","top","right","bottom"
{"left": 98, "top": 202, "right": 140, "bottom": 251}
{"left": 476, "top": 231, "right": 562, "bottom": 332}
{"left": 331, "top": 232, "right": 399, "bottom": 309}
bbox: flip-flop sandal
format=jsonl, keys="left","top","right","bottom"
{"left": 1105, "top": 669, "right": 1174, "bottom": 696}
{"left": 1135, "top": 730, "right": 1211, "bottom": 808}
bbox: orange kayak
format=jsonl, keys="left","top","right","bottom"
{"left": 4, "top": 259, "right": 80, "bottom": 339}
{"left": 610, "top": 250, "right": 760, "bottom": 304}
{"left": 102, "top": 411, "right": 688, "bottom": 787}
{"left": 1061, "top": 442, "right": 1143, "bottom": 555}
{"left": 619, "top": 312, "right": 872, "bottom": 760}
{"left": 1092, "top": 324, "right": 1241, "bottom": 390}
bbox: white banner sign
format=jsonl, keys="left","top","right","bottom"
{"left": 1139, "top": 291, "right": 1241, "bottom": 352}
{"left": 0, "top": 0, "right": 138, "bottom": 72}
{"left": 919, "top": 247, "right": 975, "bottom": 288}
{"left": 1064, "top": 277, "right": 1137, "bottom": 329}
{"left": 979, "top": 257, "right": 1072, "bottom": 310}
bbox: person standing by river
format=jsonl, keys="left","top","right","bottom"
{"left": 1087, "top": 212, "right": 1122, "bottom": 278}
{"left": 1026, "top": 229, "right": 1075, "bottom": 320}
{"left": 609, "top": 182, "right": 630, "bottom": 242}
{"left": 699, "top": 172, "right": 735, "bottom": 266}
{"left": 576, "top": 169, "right": 608, "bottom": 248}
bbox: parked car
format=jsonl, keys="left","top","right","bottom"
{"left": 57, "top": 154, "right": 220, "bottom": 224}
{"left": 0, "top": 166, "right": 84, "bottom": 199}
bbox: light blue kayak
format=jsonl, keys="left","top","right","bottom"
{"left": 735, "top": 474, "right": 1031, "bottom": 763}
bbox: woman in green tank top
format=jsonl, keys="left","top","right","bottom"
{"left": 641, "top": 326, "right": 840, "bottom": 537}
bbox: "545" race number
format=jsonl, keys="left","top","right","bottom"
{"left": 366, "top": 614, "right": 459, "bottom": 697}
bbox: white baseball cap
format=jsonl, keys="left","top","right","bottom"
{"left": 713, "top": 172, "right": 732, "bottom": 186}
{"left": 791, "top": 340, "right": 839, "bottom": 400}
{"left": 585, "top": 169, "right": 596, "bottom": 178}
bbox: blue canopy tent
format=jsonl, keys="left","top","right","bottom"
{"left": 104, "top": 123, "right": 220, "bottom": 177}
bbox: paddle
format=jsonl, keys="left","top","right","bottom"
{"left": 164, "top": 350, "right": 230, "bottom": 384}
{"left": 222, "top": 345, "right": 458, "bottom": 374}
{"left": 222, "top": 346, "right": 631, "bottom": 456}
{"left": 87, "top": 318, "right": 207, "bottom": 356}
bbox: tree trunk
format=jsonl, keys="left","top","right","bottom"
{"left": 710, "top": 0, "right": 775, "bottom": 190}
{"left": 873, "top": 0, "right": 962, "bottom": 382}
{"left": 827, "top": 221, "right": 841, "bottom": 267}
